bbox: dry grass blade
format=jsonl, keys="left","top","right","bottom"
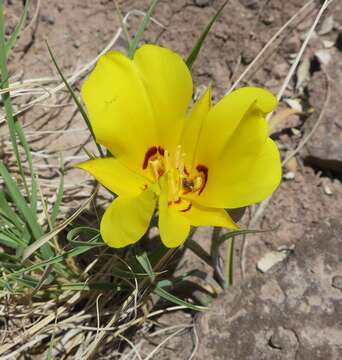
{"left": 282, "top": 71, "right": 330, "bottom": 165}
{"left": 227, "top": 0, "right": 315, "bottom": 94}
{"left": 144, "top": 327, "right": 191, "bottom": 360}
{"left": 0, "top": 291, "right": 82, "bottom": 356}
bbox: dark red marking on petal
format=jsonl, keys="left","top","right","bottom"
{"left": 175, "top": 198, "right": 182, "bottom": 204}
{"left": 184, "top": 166, "right": 190, "bottom": 176}
{"left": 158, "top": 146, "right": 165, "bottom": 156}
{"left": 196, "top": 164, "right": 208, "bottom": 195}
{"left": 142, "top": 146, "right": 158, "bottom": 169}
{"left": 180, "top": 202, "right": 192, "bottom": 212}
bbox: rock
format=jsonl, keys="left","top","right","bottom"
{"left": 302, "top": 49, "right": 342, "bottom": 173}
{"left": 256, "top": 251, "right": 289, "bottom": 273}
{"left": 196, "top": 219, "right": 342, "bottom": 359}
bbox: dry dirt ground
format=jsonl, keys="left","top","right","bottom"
{"left": 1, "top": 0, "right": 342, "bottom": 358}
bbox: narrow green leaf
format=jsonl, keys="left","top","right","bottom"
{"left": 15, "top": 122, "right": 38, "bottom": 213}
{"left": 224, "top": 236, "right": 234, "bottom": 288}
{"left": 0, "top": 1, "right": 29, "bottom": 195}
{"left": 50, "top": 167, "right": 64, "bottom": 226}
{"left": 48, "top": 282, "right": 125, "bottom": 292}
{"left": 0, "top": 231, "right": 25, "bottom": 248}
{"left": 5, "top": 0, "right": 29, "bottom": 57}
{"left": 128, "top": 0, "right": 160, "bottom": 58}
{"left": 0, "top": 161, "right": 42, "bottom": 240}
{"left": 113, "top": 0, "right": 132, "bottom": 49}
{"left": 154, "top": 286, "right": 206, "bottom": 312}
{"left": 12, "top": 235, "right": 101, "bottom": 277}
{"left": 186, "top": 0, "right": 229, "bottom": 69}
{"left": 66, "top": 226, "right": 99, "bottom": 242}
{"left": 0, "top": 191, "right": 24, "bottom": 229}
{"left": 46, "top": 42, "right": 104, "bottom": 157}
{"left": 217, "top": 228, "right": 270, "bottom": 246}
{"left": 136, "top": 250, "right": 155, "bottom": 282}
{"left": 22, "top": 188, "right": 98, "bottom": 261}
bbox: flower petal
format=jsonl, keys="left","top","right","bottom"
{"left": 181, "top": 87, "right": 211, "bottom": 171}
{"left": 134, "top": 45, "right": 193, "bottom": 153}
{"left": 76, "top": 158, "right": 149, "bottom": 197}
{"left": 193, "top": 87, "right": 277, "bottom": 166}
{"left": 158, "top": 176, "right": 190, "bottom": 248}
{"left": 196, "top": 138, "right": 281, "bottom": 208}
{"left": 81, "top": 50, "right": 158, "bottom": 175}
{"left": 184, "top": 201, "right": 238, "bottom": 229}
{"left": 100, "top": 189, "right": 156, "bottom": 248}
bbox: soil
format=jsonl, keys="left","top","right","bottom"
{"left": 1, "top": 0, "right": 342, "bottom": 358}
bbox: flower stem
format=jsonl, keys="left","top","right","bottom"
{"left": 224, "top": 236, "right": 235, "bottom": 288}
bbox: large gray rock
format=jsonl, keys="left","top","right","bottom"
{"left": 303, "top": 47, "right": 342, "bottom": 173}
{"left": 196, "top": 219, "right": 342, "bottom": 359}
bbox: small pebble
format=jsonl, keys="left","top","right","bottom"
{"left": 323, "top": 184, "right": 333, "bottom": 196}
{"left": 257, "top": 251, "right": 289, "bottom": 273}
{"left": 283, "top": 172, "right": 295, "bottom": 181}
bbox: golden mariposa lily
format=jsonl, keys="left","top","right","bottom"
{"left": 76, "top": 44, "right": 281, "bottom": 248}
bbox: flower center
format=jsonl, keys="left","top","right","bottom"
{"left": 142, "top": 145, "right": 208, "bottom": 207}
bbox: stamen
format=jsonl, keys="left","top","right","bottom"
{"left": 193, "top": 176, "right": 203, "bottom": 191}
{"left": 150, "top": 159, "right": 162, "bottom": 181}
{"left": 164, "top": 150, "right": 170, "bottom": 172}
{"left": 174, "top": 145, "right": 182, "bottom": 169}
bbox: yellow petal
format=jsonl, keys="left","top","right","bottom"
{"left": 193, "top": 87, "right": 277, "bottom": 166}
{"left": 181, "top": 87, "right": 211, "bottom": 171}
{"left": 76, "top": 158, "right": 149, "bottom": 197}
{"left": 100, "top": 189, "right": 156, "bottom": 248}
{"left": 184, "top": 201, "right": 238, "bottom": 229}
{"left": 196, "top": 138, "right": 281, "bottom": 208}
{"left": 81, "top": 50, "right": 158, "bottom": 175}
{"left": 158, "top": 175, "right": 190, "bottom": 248}
{"left": 134, "top": 45, "right": 193, "bottom": 153}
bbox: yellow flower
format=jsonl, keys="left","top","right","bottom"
{"left": 76, "top": 44, "right": 281, "bottom": 248}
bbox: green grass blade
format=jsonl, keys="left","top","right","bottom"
{"left": 0, "top": 161, "right": 42, "bottom": 240}
{"left": 15, "top": 122, "right": 38, "bottom": 213}
{"left": 128, "top": 0, "right": 160, "bottom": 58}
{"left": 0, "top": 1, "right": 29, "bottom": 196}
{"left": 186, "top": 0, "right": 229, "bottom": 69}
{"left": 46, "top": 42, "right": 104, "bottom": 157}
{"left": 5, "top": 0, "right": 29, "bottom": 57}
{"left": 22, "top": 188, "right": 98, "bottom": 261}
{"left": 113, "top": 0, "right": 132, "bottom": 49}
{"left": 224, "top": 236, "right": 234, "bottom": 288}
{"left": 136, "top": 250, "right": 155, "bottom": 282}
{"left": 0, "top": 190, "right": 24, "bottom": 229}
{"left": 13, "top": 235, "right": 101, "bottom": 276}
{"left": 50, "top": 167, "right": 64, "bottom": 227}
{"left": 0, "top": 231, "right": 25, "bottom": 248}
{"left": 154, "top": 286, "right": 206, "bottom": 312}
